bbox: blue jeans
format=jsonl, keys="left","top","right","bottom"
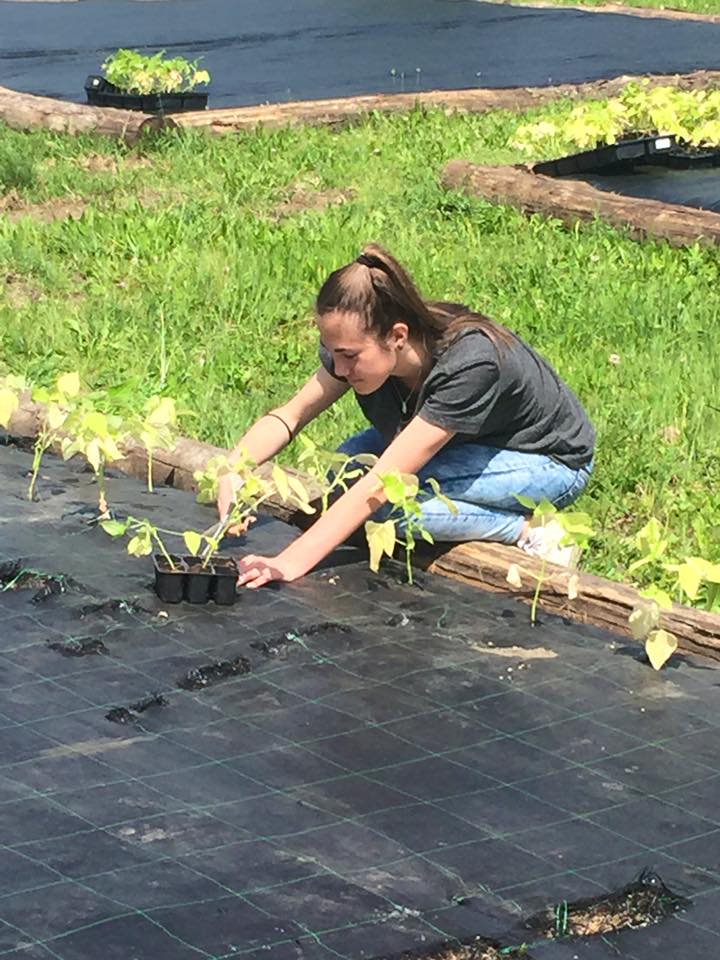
{"left": 338, "top": 428, "right": 593, "bottom": 545}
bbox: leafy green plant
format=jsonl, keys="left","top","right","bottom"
{"left": 60, "top": 402, "right": 126, "bottom": 516}
{"left": 102, "top": 49, "right": 211, "bottom": 95}
{"left": 192, "top": 453, "right": 315, "bottom": 568}
{"left": 365, "top": 471, "right": 457, "bottom": 584}
{"left": 511, "top": 82, "right": 720, "bottom": 156}
{"left": 128, "top": 395, "right": 178, "bottom": 492}
{"left": 296, "top": 434, "right": 377, "bottom": 512}
{"left": 28, "top": 372, "right": 83, "bottom": 502}
{"left": 506, "top": 497, "right": 596, "bottom": 626}
{"left": 101, "top": 516, "right": 183, "bottom": 570}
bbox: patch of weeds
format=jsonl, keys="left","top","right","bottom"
{"left": 0, "top": 137, "right": 38, "bottom": 192}
{"left": 178, "top": 657, "right": 251, "bottom": 691}
{"left": 525, "top": 869, "right": 691, "bottom": 938}
{"left": 106, "top": 692, "right": 168, "bottom": 725}
{"left": 47, "top": 636, "right": 108, "bottom": 658}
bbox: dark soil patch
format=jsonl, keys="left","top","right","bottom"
{"left": 178, "top": 657, "right": 251, "bottom": 691}
{"left": 270, "top": 185, "right": 355, "bottom": 221}
{"left": 106, "top": 692, "right": 168, "bottom": 725}
{"left": 250, "top": 621, "right": 350, "bottom": 657}
{"left": 525, "top": 870, "right": 691, "bottom": 938}
{"left": 0, "top": 560, "right": 74, "bottom": 602}
{"left": 47, "top": 636, "right": 108, "bottom": 657}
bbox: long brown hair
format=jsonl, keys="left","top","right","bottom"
{"left": 315, "top": 243, "right": 514, "bottom": 354}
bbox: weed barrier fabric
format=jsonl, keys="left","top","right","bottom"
{"left": 581, "top": 167, "right": 720, "bottom": 212}
{"left": 3, "top": 0, "right": 720, "bottom": 106}
{"left": 2, "top": 440, "right": 720, "bottom": 960}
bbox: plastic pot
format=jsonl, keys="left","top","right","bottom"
{"left": 84, "top": 75, "right": 208, "bottom": 114}
{"left": 153, "top": 555, "right": 186, "bottom": 604}
{"left": 212, "top": 557, "right": 239, "bottom": 605}
{"left": 183, "top": 556, "right": 215, "bottom": 604}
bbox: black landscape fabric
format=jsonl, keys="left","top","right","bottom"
{"left": 2, "top": 0, "right": 720, "bottom": 106}
{"left": 2, "top": 439, "right": 720, "bottom": 960}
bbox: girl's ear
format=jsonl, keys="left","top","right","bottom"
{"left": 390, "top": 321, "right": 409, "bottom": 350}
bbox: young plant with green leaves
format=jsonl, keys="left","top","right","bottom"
{"left": 191, "top": 453, "right": 316, "bottom": 568}
{"left": 102, "top": 48, "right": 211, "bottom": 95}
{"left": 296, "top": 434, "right": 377, "bottom": 512}
{"left": 625, "top": 517, "right": 720, "bottom": 670}
{"left": 365, "top": 471, "right": 457, "bottom": 585}
{"left": 27, "top": 372, "right": 83, "bottom": 502}
{"left": 61, "top": 403, "right": 126, "bottom": 517}
{"left": 101, "top": 516, "right": 184, "bottom": 570}
{"left": 506, "top": 497, "right": 596, "bottom": 626}
{"left": 128, "top": 395, "right": 178, "bottom": 493}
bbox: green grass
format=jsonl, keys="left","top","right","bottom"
{"left": 0, "top": 105, "right": 718, "bottom": 590}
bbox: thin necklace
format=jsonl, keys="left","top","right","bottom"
{"left": 391, "top": 360, "right": 425, "bottom": 415}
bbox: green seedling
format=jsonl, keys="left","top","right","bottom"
{"left": 297, "top": 434, "right": 377, "bottom": 512}
{"left": 27, "top": 372, "right": 82, "bottom": 502}
{"left": 61, "top": 402, "right": 126, "bottom": 517}
{"left": 102, "top": 48, "right": 211, "bottom": 95}
{"left": 365, "top": 471, "right": 457, "bottom": 585}
{"left": 192, "top": 452, "right": 316, "bottom": 569}
{"left": 101, "top": 516, "right": 188, "bottom": 571}
{"left": 628, "top": 592, "right": 678, "bottom": 671}
{"left": 128, "top": 395, "right": 178, "bottom": 493}
{"left": 0, "top": 374, "right": 26, "bottom": 430}
{"left": 507, "top": 496, "right": 595, "bottom": 626}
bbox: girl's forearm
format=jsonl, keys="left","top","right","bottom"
{"left": 282, "top": 469, "right": 385, "bottom": 573}
{"left": 229, "top": 411, "right": 296, "bottom": 466}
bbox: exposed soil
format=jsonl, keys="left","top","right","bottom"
{"left": 106, "top": 692, "right": 168, "bottom": 725}
{"left": 78, "top": 598, "right": 152, "bottom": 620}
{"left": 47, "top": 636, "right": 107, "bottom": 657}
{"left": 178, "top": 657, "right": 251, "bottom": 691}
{"left": 377, "top": 937, "right": 526, "bottom": 960}
{"left": 0, "top": 190, "right": 88, "bottom": 224}
{"left": 0, "top": 560, "right": 72, "bottom": 601}
{"left": 525, "top": 870, "right": 691, "bottom": 938}
{"left": 251, "top": 621, "right": 351, "bottom": 657}
{"left": 270, "top": 185, "right": 355, "bottom": 221}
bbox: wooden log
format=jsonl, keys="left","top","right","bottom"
{"left": 441, "top": 160, "right": 720, "bottom": 247}
{"left": 173, "top": 70, "right": 720, "bottom": 134}
{"left": 8, "top": 397, "right": 720, "bottom": 656}
{"left": 488, "top": 0, "right": 720, "bottom": 25}
{"left": 0, "top": 84, "right": 175, "bottom": 142}
{"left": 3, "top": 70, "right": 720, "bottom": 140}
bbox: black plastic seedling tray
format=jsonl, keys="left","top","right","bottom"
{"left": 153, "top": 554, "right": 238, "bottom": 605}
{"left": 84, "top": 75, "right": 208, "bottom": 113}
{"left": 534, "top": 134, "right": 677, "bottom": 177}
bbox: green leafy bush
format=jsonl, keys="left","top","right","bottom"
{"left": 511, "top": 82, "right": 720, "bottom": 155}
{"left": 102, "top": 49, "right": 211, "bottom": 95}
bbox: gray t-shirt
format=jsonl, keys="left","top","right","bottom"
{"left": 319, "top": 328, "right": 595, "bottom": 469}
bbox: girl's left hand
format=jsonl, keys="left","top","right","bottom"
{"left": 236, "top": 553, "right": 304, "bottom": 589}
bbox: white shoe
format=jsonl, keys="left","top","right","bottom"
{"left": 517, "top": 518, "right": 581, "bottom": 569}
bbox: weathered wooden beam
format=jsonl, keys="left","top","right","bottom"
{"left": 441, "top": 160, "right": 720, "bottom": 247}
{"left": 3, "top": 71, "right": 720, "bottom": 140}
{"left": 0, "top": 84, "right": 174, "bottom": 142}
{"left": 8, "top": 397, "right": 720, "bottom": 656}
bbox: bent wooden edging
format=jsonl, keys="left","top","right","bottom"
{"left": 8, "top": 398, "right": 720, "bottom": 659}
{"left": 441, "top": 160, "right": 720, "bottom": 246}
{"left": 3, "top": 70, "right": 720, "bottom": 140}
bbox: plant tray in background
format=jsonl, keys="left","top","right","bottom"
{"left": 84, "top": 75, "right": 208, "bottom": 113}
{"left": 534, "top": 134, "right": 678, "bottom": 177}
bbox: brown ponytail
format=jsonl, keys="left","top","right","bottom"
{"left": 315, "top": 243, "right": 514, "bottom": 354}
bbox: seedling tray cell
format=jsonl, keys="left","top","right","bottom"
{"left": 1, "top": 440, "right": 719, "bottom": 959}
